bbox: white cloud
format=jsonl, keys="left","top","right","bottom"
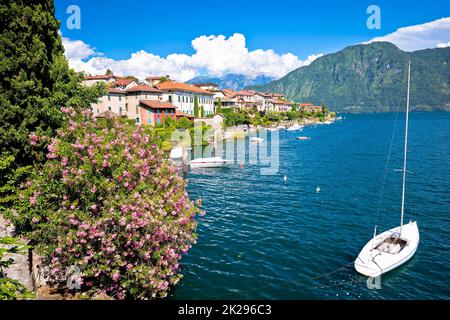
{"left": 62, "top": 33, "right": 322, "bottom": 81}
{"left": 365, "top": 17, "right": 450, "bottom": 51}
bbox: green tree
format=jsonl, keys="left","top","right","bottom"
{"left": 193, "top": 95, "right": 199, "bottom": 117}
{"left": 105, "top": 69, "right": 113, "bottom": 76}
{"left": 0, "top": 0, "right": 105, "bottom": 168}
{"left": 217, "top": 97, "right": 223, "bottom": 114}
{"left": 177, "top": 117, "right": 193, "bottom": 129}
{"left": 321, "top": 104, "right": 328, "bottom": 114}
{"left": 200, "top": 106, "right": 205, "bottom": 118}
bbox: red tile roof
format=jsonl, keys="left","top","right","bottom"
{"left": 235, "top": 90, "right": 256, "bottom": 96}
{"left": 156, "top": 81, "right": 214, "bottom": 95}
{"left": 85, "top": 75, "right": 114, "bottom": 80}
{"left": 125, "top": 85, "right": 162, "bottom": 93}
{"left": 108, "top": 88, "right": 126, "bottom": 94}
{"left": 140, "top": 100, "right": 176, "bottom": 109}
{"left": 270, "top": 99, "right": 294, "bottom": 105}
{"left": 115, "top": 78, "right": 135, "bottom": 86}
{"left": 176, "top": 111, "right": 194, "bottom": 119}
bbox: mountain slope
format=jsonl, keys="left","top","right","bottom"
{"left": 188, "top": 73, "right": 275, "bottom": 90}
{"left": 250, "top": 42, "right": 450, "bottom": 112}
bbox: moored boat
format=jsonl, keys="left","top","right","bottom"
{"left": 188, "top": 157, "right": 233, "bottom": 168}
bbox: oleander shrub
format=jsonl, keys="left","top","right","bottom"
{"left": 8, "top": 108, "right": 203, "bottom": 299}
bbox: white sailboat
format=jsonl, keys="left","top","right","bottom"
{"left": 355, "top": 61, "right": 419, "bottom": 278}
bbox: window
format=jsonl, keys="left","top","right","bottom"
{"left": 125, "top": 103, "right": 128, "bottom": 111}
{"left": 108, "top": 106, "right": 112, "bottom": 111}
{"left": 97, "top": 109, "right": 99, "bottom": 114}
{"left": 157, "top": 110, "right": 160, "bottom": 114}
{"left": 136, "top": 118, "right": 140, "bottom": 123}
{"left": 119, "top": 107, "right": 122, "bottom": 115}
{"left": 108, "top": 95, "right": 111, "bottom": 101}
{"left": 157, "top": 118, "right": 161, "bottom": 125}
{"left": 178, "top": 96, "right": 181, "bottom": 102}
{"left": 168, "top": 95, "right": 172, "bottom": 102}
{"left": 148, "top": 118, "right": 152, "bottom": 124}
{"left": 119, "top": 96, "right": 122, "bottom": 102}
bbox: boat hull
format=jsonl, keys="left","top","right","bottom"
{"left": 354, "top": 221, "right": 419, "bottom": 277}
{"left": 188, "top": 157, "right": 232, "bottom": 168}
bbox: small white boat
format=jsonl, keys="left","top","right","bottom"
{"left": 276, "top": 125, "right": 286, "bottom": 130}
{"left": 287, "top": 124, "right": 303, "bottom": 131}
{"left": 355, "top": 61, "right": 419, "bottom": 278}
{"left": 296, "top": 136, "right": 311, "bottom": 141}
{"left": 323, "top": 120, "right": 333, "bottom": 125}
{"left": 250, "top": 137, "right": 264, "bottom": 143}
{"left": 188, "top": 157, "right": 233, "bottom": 168}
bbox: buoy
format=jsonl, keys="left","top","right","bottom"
{"left": 316, "top": 186, "right": 321, "bottom": 193}
{"left": 284, "top": 175, "right": 287, "bottom": 181}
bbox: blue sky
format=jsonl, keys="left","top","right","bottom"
{"left": 55, "top": 0, "right": 450, "bottom": 80}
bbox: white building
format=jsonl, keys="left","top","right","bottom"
{"left": 156, "top": 81, "right": 215, "bottom": 116}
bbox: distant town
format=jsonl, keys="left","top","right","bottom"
{"left": 83, "top": 74, "right": 324, "bottom": 125}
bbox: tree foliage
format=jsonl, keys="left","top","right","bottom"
{"left": 7, "top": 108, "right": 203, "bottom": 299}
{"left": 0, "top": 0, "right": 105, "bottom": 169}
{"left": 193, "top": 95, "right": 199, "bottom": 118}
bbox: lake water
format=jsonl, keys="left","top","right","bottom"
{"left": 171, "top": 112, "right": 450, "bottom": 300}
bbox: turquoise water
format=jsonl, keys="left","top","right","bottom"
{"left": 171, "top": 112, "right": 450, "bottom": 300}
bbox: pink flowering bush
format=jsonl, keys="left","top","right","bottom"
{"left": 9, "top": 108, "right": 203, "bottom": 299}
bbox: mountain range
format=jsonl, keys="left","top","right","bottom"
{"left": 188, "top": 73, "right": 275, "bottom": 91}
{"left": 249, "top": 42, "right": 450, "bottom": 113}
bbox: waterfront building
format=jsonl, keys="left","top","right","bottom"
{"left": 138, "top": 100, "right": 177, "bottom": 126}
{"left": 156, "top": 81, "right": 215, "bottom": 116}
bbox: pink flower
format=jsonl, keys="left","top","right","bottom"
{"left": 29, "top": 196, "right": 37, "bottom": 205}
{"left": 112, "top": 271, "right": 120, "bottom": 282}
{"left": 55, "top": 247, "right": 62, "bottom": 254}
{"left": 29, "top": 133, "right": 39, "bottom": 146}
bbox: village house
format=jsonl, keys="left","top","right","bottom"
{"left": 124, "top": 85, "right": 163, "bottom": 123}
{"left": 268, "top": 99, "right": 294, "bottom": 112}
{"left": 192, "top": 83, "right": 219, "bottom": 91}
{"left": 92, "top": 87, "right": 127, "bottom": 117}
{"left": 156, "top": 81, "right": 215, "bottom": 116}
{"left": 144, "top": 76, "right": 170, "bottom": 86}
{"left": 138, "top": 100, "right": 177, "bottom": 126}
{"left": 113, "top": 78, "right": 138, "bottom": 90}
{"left": 83, "top": 74, "right": 116, "bottom": 87}
{"left": 300, "top": 103, "right": 323, "bottom": 113}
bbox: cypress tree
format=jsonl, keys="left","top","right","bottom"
{"left": 193, "top": 95, "right": 199, "bottom": 117}
{"left": 217, "top": 97, "right": 222, "bottom": 114}
{"left": 0, "top": 0, "right": 104, "bottom": 167}
{"left": 200, "top": 106, "right": 205, "bottom": 118}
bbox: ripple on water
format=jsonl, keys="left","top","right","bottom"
{"left": 171, "top": 113, "right": 450, "bottom": 300}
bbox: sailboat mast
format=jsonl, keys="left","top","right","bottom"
{"left": 401, "top": 61, "right": 411, "bottom": 230}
